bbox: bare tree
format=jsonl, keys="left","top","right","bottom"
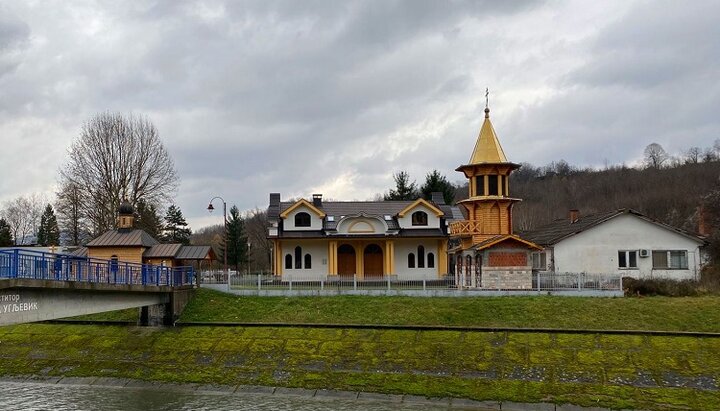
{"left": 644, "top": 143, "right": 669, "bottom": 169}
{"left": 245, "top": 208, "right": 272, "bottom": 273}
{"left": 684, "top": 146, "right": 702, "bottom": 164}
{"left": 1, "top": 195, "right": 44, "bottom": 245}
{"left": 56, "top": 181, "right": 89, "bottom": 245}
{"left": 59, "top": 112, "right": 178, "bottom": 235}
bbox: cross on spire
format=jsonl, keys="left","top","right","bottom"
{"left": 484, "top": 88, "right": 490, "bottom": 118}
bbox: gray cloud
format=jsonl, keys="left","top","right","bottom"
{"left": 0, "top": 0, "right": 718, "bottom": 230}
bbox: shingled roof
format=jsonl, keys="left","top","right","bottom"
{"left": 521, "top": 209, "right": 705, "bottom": 247}
{"left": 87, "top": 229, "right": 159, "bottom": 247}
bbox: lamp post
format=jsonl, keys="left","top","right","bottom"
{"left": 247, "top": 241, "right": 251, "bottom": 276}
{"left": 207, "top": 197, "right": 228, "bottom": 289}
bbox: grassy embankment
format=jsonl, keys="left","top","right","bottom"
{"left": 183, "top": 289, "right": 720, "bottom": 332}
{"left": 8, "top": 289, "right": 718, "bottom": 409}
{"left": 76, "top": 288, "right": 720, "bottom": 332}
{"left": 0, "top": 323, "right": 719, "bottom": 409}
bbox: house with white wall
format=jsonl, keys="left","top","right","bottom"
{"left": 521, "top": 209, "right": 707, "bottom": 280}
{"left": 267, "top": 193, "right": 463, "bottom": 280}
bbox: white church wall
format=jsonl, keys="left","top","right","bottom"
{"left": 280, "top": 241, "right": 328, "bottom": 280}
{"left": 393, "top": 239, "right": 442, "bottom": 280}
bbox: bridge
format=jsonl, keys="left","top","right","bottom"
{"left": 0, "top": 249, "right": 196, "bottom": 326}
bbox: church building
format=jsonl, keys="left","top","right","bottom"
{"left": 267, "top": 193, "right": 463, "bottom": 280}
{"left": 72, "top": 201, "right": 215, "bottom": 270}
{"left": 448, "top": 106, "right": 542, "bottom": 289}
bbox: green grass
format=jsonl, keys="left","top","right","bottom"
{"left": 66, "top": 308, "right": 139, "bottom": 322}
{"left": 177, "top": 288, "right": 720, "bottom": 332}
{"left": 0, "top": 323, "right": 717, "bottom": 409}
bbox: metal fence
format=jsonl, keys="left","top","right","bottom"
{"left": 0, "top": 248, "right": 195, "bottom": 287}
{"left": 200, "top": 270, "right": 622, "bottom": 293}
{"left": 534, "top": 272, "right": 623, "bottom": 291}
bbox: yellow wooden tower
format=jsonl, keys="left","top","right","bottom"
{"left": 452, "top": 106, "right": 525, "bottom": 250}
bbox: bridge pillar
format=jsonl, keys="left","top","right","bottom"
{"left": 138, "top": 288, "right": 195, "bottom": 326}
{"left": 140, "top": 303, "right": 171, "bottom": 326}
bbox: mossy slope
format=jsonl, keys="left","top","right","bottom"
{"left": 0, "top": 324, "right": 718, "bottom": 410}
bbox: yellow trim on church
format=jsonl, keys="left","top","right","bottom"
{"left": 279, "top": 198, "right": 326, "bottom": 218}
{"left": 397, "top": 198, "right": 444, "bottom": 217}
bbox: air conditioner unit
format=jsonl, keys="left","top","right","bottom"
{"left": 639, "top": 249, "right": 650, "bottom": 258}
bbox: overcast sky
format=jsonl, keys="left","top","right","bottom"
{"left": 1, "top": 0, "right": 719, "bottom": 229}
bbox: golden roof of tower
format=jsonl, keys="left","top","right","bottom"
{"left": 468, "top": 108, "right": 508, "bottom": 164}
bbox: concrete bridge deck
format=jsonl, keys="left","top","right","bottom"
{"left": 0, "top": 249, "right": 196, "bottom": 326}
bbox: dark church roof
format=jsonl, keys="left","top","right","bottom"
{"left": 143, "top": 243, "right": 183, "bottom": 258}
{"left": 87, "top": 229, "right": 159, "bottom": 247}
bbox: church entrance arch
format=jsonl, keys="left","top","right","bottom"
{"left": 337, "top": 244, "right": 356, "bottom": 276}
{"left": 363, "top": 244, "right": 384, "bottom": 278}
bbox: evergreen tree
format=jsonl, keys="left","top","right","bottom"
{"left": 0, "top": 218, "right": 13, "bottom": 246}
{"left": 383, "top": 171, "right": 419, "bottom": 201}
{"left": 420, "top": 169, "right": 456, "bottom": 205}
{"left": 37, "top": 204, "right": 60, "bottom": 246}
{"left": 222, "top": 205, "right": 248, "bottom": 272}
{"left": 162, "top": 205, "right": 192, "bottom": 245}
{"left": 135, "top": 199, "right": 164, "bottom": 239}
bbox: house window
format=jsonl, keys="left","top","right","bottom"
{"left": 408, "top": 253, "right": 415, "bottom": 268}
{"left": 285, "top": 254, "right": 292, "bottom": 270}
{"left": 652, "top": 250, "right": 688, "bottom": 269}
{"left": 418, "top": 246, "right": 425, "bottom": 268}
{"left": 531, "top": 252, "right": 547, "bottom": 270}
{"left": 618, "top": 250, "right": 638, "bottom": 269}
{"left": 294, "top": 246, "right": 302, "bottom": 269}
{"left": 304, "top": 254, "right": 312, "bottom": 270}
{"left": 488, "top": 175, "right": 498, "bottom": 196}
{"left": 427, "top": 253, "right": 435, "bottom": 268}
{"left": 295, "top": 212, "right": 311, "bottom": 227}
{"left": 411, "top": 211, "right": 428, "bottom": 226}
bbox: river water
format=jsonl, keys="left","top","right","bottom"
{"left": 0, "top": 381, "right": 452, "bottom": 410}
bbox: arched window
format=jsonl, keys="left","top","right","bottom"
{"left": 408, "top": 253, "right": 415, "bottom": 268}
{"left": 466, "top": 255, "right": 472, "bottom": 270}
{"left": 285, "top": 254, "right": 292, "bottom": 270}
{"left": 294, "top": 246, "right": 302, "bottom": 269}
{"left": 295, "top": 212, "right": 311, "bottom": 227}
{"left": 418, "top": 245, "right": 425, "bottom": 268}
{"left": 304, "top": 254, "right": 312, "bottom": 270}
{"left": 411, "top": 211, "right": 428, "bottom": 226}
{"left": 427, "top": 253, "right": 435, "bottom": 268}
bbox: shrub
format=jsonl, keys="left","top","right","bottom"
{"left": 623, "top": 277, "right": 706, "bottom": 297}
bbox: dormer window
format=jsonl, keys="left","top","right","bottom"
{"left": 411, "top": 211, "right": 428, "bottom": 226}
{"left": 295, "top": 212, "right": 311, "bottom": 227}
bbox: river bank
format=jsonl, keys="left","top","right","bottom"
{"left": 0, "top": 323, "right": 718, "bottom": 409}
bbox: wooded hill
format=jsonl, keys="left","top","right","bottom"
{"left": 456, "top": 160, "right": 720, "bottom": 234}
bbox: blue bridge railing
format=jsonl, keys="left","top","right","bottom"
{"left": 0, "top": 249, "right": 194, "bottom": 287}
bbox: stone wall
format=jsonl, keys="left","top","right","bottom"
{"left": 481, "top": 266, "right": 532, "bottom": 289}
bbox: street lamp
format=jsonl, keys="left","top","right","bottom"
{"left": 247, "top": 241, "right": 251, "bottom": 276}
{"left": 207, "top": 197, "right": 228, "bottom": 289}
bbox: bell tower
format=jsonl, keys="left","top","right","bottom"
{"left": 453, "top": 104, "right": 521, "bottom": 246}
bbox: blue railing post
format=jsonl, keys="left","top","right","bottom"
{"left": 12, "top": 249, "right": 19, "bottom": 279}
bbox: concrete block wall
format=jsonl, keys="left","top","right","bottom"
{"left": 481, "top": 267, "right": 532, "bottom": 289}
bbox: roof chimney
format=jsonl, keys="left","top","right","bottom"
{"left": 569, "top": 209, "right": 580, "bottom": 224}
{"left": 431, "top": 191, "right": 446, "bottom": 205}
{"left": 268, "top": 193, "right": 281, "bottom": 219}
{"left": 312, "top": 194, "right": 323, "bottom": 208}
